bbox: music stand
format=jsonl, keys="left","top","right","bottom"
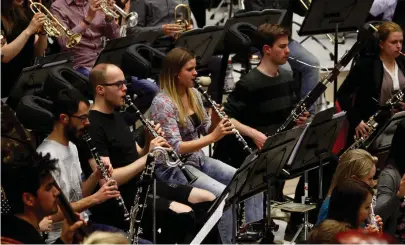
{"left": 94, "top": 32, "right": 161, "bottom": 67}
{"left": 6, "top": 53, "right": 74, "bottom": 109}
{"left": 175, "top": 26, "right": 224, "bottom": 66}
{"left": 298, "top": 0, "right": 374, "bottom": 102}
{"left": 367, "top": 111, "right": 405, "bottom": 169}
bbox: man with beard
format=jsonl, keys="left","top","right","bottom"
{"left": 36, "top": 88, "right": 122, "bottom": 243}
{"left": 1, "top": 152, "right": 85, "bottom": 244}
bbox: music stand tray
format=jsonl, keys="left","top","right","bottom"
{"left": 367, "top": 111, "right": 405, "bottom": 153}
{"left": 175, "top": 26, "right": 224, "bottom": 66}
{"left": 6, "top": 55, "right": 74, "bottom": 109}
{"left": 94, "top": 32, "right": 161, "bottom": 67}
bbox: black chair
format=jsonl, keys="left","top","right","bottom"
{"left": 42, "top": 66, "right": 92, "bottom": 101}
{"left": 122, "top": 44, "right": 166, "bottom": 82}
{"left": 15, "top": 95, "right": 54, "bottom": 136}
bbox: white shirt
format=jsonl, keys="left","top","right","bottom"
{"left": 369, "top": 0, "right": 398, "bottom": 21}
{"left": 37, "top": 139, "right": 89, "bottom": 244}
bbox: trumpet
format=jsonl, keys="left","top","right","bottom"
{"left": 29, "top": 0, "right": 81, "bottom": 48}
{"left": 174, "top": 4, "right": 191, "bottom": 33}
{"left": 100, "top": 1, "right": 138, "bottom": 28}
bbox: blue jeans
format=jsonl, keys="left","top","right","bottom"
{"left": 76, "top": 67, "right": 158, "bottom": 114}
{"left": 155, "top": 156, "right": 263, "bottom": 244}
{"left": 281, "top": 40, "right": 320, "bottom": 113}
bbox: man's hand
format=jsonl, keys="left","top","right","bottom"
{"left": 94, "top": 159, "right": 113, "bottom": 179}
{"left": 86, "top": 0, "right": 102, "bottom": 22}
{"left": 393, "top": 102, "right": 405, "bottom": 114}
{"left": 39, "top": 216, "right": 53, "bottom": 232}
{"left": 355, "top": 120, "right": 371, "bottom": 139}
{"left": 149, "top": 136, "right": 171, "bottom": 152}
{"left": 296, "top": 111, "right": 310, "bottom": 125}
{"left": 250, "top": 129, "right": 267, "bottom": 150}
{"left": 145, "top": 120, "right": 165, "bottom": 143}
{"left": 60, "top": 213, "right": 87, "bottom": 244}
{"left": 162, "top": 24, "right": 183, "bottom": 36}
{"left": 93, "top": 179, "right": 120, "bottom": 204}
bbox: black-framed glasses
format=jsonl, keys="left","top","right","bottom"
{"left": 70, "top": 114, "right": 89, "bottom": 123}
{"left": 100, "top": 80, "right": 128, "bottom": 89}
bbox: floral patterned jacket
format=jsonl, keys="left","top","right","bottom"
{"left": 150, "top": 88, "right": 211, "bottom": 168}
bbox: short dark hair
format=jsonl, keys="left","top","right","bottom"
{"left": 257, "top": 23, "right": 290, "bottom": 48}
{"left": 2, "top": 152, "right": 59, "bottom": 214}
{"left": 327, "top": 179, "right": 373, "bottom": 228}
{"left": 52, "top": 88, "right": 90, "bottom": 121}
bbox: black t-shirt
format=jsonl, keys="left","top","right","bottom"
{"left": 1, "top": 215, "right": 46, "bottom": 244}
{"left": 78, "top": 110, "right": 139, "bottom": 230}
{"left": 1, "top": 15, "right": 36, "bottom": 98}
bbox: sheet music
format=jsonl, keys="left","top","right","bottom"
{"left": 332, "top": 111, "right": 346, "bottom": 119}
{"left": 191, "top": 194, "right": 228, "bottom": 245}
{"left": 287, "top": 124, "right": 309, "bottom": 166}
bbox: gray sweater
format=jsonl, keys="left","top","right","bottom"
{"left": 127, "top": 0, "right": 189, "bottom": 37}
{"left": 375, "top": 165, "right": 403, "bottom": 236}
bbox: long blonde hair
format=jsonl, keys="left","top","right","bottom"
{"left": 328, "top": 149, "right": 377, "bottom": 195}
{"left": 159, "top": 47, "right": 205, "bottom": 127}
{"left": 83, "top": 231, "right": 129, "bottom": 244}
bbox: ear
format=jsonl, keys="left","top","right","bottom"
{"left": 59, "top": 114, "right": 69, "bottom": 124}
{"left": 379, "top": 40, "right": 384, "bottom": 50}
{"left": 22, "top": 192, "right": 36, "bottom": 208}
{"left": 95, "top": 85, "right": 104, "bottom": 96}
{"left": 263, "top": 44, "right": 271, "bottom": 56}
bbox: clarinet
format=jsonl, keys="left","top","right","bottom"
{"left": 124, "top": 95, "right": 198, "bottom": 183}
{"left": 273, "top": 23, "right": 377, "bottom": 137}
{"left": 82, "top": 130, "right": 130, "bottom": 221}
{"left": 194, "top": 78, "right": 254, "bottom": 154}
{"left": 341, "top": 86, "right": 405, "bottom": 156}
{"left": 369, "top": 195, "right": 380, "bottom": 229}
{"left": 128, "top": 150, "right": 156, "bottom": 244}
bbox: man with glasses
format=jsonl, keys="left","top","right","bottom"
{"left": 36, "top": 88, "right": 124, "bottom": 243}
{"left": 78, "top": 63, "right": 218, "bottom": 243}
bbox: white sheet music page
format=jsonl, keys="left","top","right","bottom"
{"left": 191, "top": 194, "right": 229, "bottom": 245}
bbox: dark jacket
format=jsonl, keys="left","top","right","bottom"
{"left": 337, "top": 56, "right": 405, "bottom": 132}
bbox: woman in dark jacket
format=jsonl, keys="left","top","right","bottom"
{"left": 375, "top": 119, "right": 405, "bottom": 240}
{"left": 1, "top": 0, "right": 47, "bottom": 98}
{"left": 337, "top": 21, "right": 405, "bottom": 144}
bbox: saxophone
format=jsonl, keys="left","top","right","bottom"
{"left": 194, "top": 78, "right": 254, "bottom": 154}
{"left": 342, "top": 87, "right": 405, "bottom": 156}
{"left": 82, "top": 130, "right": 130, "bottom": 221}
{"left": 124, "top": 95, "right": 197, "bottom": 183}
{"left": 128, "top": 147, "right": 169, "bottom": 243}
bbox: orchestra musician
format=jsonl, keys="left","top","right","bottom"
{"left": 150, "top": 47, "right": 263, "bottom": 244}
{"left": 78, "top": 63, "right": 217, "bottom": 243}
{"left": 337, "top": 21, "right": 405, "bottom": 145}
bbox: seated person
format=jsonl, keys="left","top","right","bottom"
{"left": 317, "top": 149, "right": 377, "bottom": 224}
{"left": 375, "top": 119, "right": 405, "bottom": 239}
{"left": 150, "top": 47, "right": 263, "bottom": 244}
{"left": 78, "top": 63, "right": 216, "bottom": 243}
{"left": 1, "top": 0, "right": 47, "bottom": 98}
{"left": 36, "top": 88, "right": 123, "bottom": 243}
{"left": 308, "top": 219, "right": 352, "bottom": 244}
{"left": 50, "top": 0, "right": 158, "bottom": 113}
{"left": 1, "top": 152, "right": 84, "bottom": 244}
{"left": 326, "top": 179, "right": 382, "bottom": 233}
{"left": 337, "top": 21, "right": 405, "bottom": 146}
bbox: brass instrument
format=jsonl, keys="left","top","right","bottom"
{"left": 29, "top": 0, "right": 81, "bottom": 48}
{"left": 100, "top": 1, "right": 138, "bottom": 28}
{"left": 174, "top": 4, "right": 191, "bottom": 33}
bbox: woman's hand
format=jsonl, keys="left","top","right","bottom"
{"left": 375, "top": 215, "right": 383, "bottom": 233}
{"left": 355, "top": 120, "right": 371, "bottom": 139}
{"left": 26, "top": 13, "right": 46, "bottom": 36}
{"left": 210, "top": 118, "right": 234, "bottom": 142}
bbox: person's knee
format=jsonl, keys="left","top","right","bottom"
{"left": 169, "top": 201, "right": 193, "bottom": 213}
{"left": 188, "top": 188, "right": 216, "bottom": 204}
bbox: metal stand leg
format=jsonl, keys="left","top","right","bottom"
{"left": 232, "top": 201, "right": 237, "bottom": 244}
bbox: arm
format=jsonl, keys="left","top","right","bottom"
{"left": 103, "top": 15, "right": 120, "bottom": 39}
{"left": 336, "top": 61, "right": 365, "bottom": 128}
{"left": 375, "top": 170, "right": 402, "bottom": 223}
{"left": 150, "top": 96, "right": 216, "bottom": 154}
{"left": 50, "top": 194, "right": 100, "bottom": 222}
{"left": 81, "top": 170, "right": 100, "bottom": 197}
{"left": 1, "top": 30, "right": 33, "bottom": 63}
{"left": 34, "top": 34, "right": 48, "bottom": 57}
{"left": 369, "top": 0, "right": 388, "bottom": 17}
{"left": 126, "top": 0, "right": 163, "bottom": 36}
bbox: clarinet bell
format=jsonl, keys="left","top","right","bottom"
{"left": 181, "top": 165, "right": 198, "bottom": 184}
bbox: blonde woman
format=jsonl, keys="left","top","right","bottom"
{"left": 317, "top": 149, "right": 377, "bottom": 224}
{"left": 83, "top": 231, "right": 129, "bottom": 244}
{"left": 150, "top": 47, "right": 263, "bottom": 244}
